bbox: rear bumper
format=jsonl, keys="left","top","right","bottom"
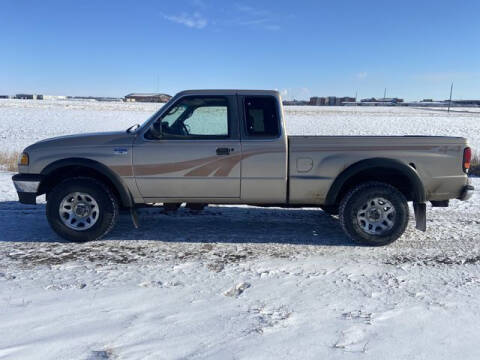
{"left": 12, "top": 174, "right": 42, "bottom": 204}
{"left": 458, "top": 184, "right": 475, "bottom": 201}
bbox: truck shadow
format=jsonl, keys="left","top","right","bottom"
{"left": 0, "top": 202, "right": 355, "bottom": 246}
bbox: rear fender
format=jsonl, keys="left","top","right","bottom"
{"left": 325, "top": 157, "right": 426, "bottom": 206}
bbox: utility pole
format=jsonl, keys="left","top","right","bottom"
{"left": 383, "top": 88, "right": 387, "bottom": 99}
{"left": 448, "top": 82, "right": 453, "bottom": 113}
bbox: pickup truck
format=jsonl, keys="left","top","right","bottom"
{"left": 12, "top": 90, "right": 474, "bottom": 245}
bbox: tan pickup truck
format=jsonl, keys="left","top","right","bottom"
{"left": 12, "top": 90, "right": 474, "bottom": 245}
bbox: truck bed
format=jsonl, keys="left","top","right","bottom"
{"left": 287, "top": 135, "right": 468, "bottom": 204}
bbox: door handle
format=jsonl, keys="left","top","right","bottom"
{"left": 216, "top": 147, "right": 231, "bottom": 155}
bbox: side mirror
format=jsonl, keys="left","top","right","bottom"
{"left": 126, "top": 124, "right": 140, "bottom": 133}
{"left": 147, "top": 121, "right": 163, "bottom": 139}
{"left": 161, "top": 121, "right": 170, "bottom": 133}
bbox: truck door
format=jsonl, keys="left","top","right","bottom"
{"left": 238, "top": 94, "right": 288, "bottom": 203}
{"left": 133, "top": 95, "right": 241, "bottom": 201}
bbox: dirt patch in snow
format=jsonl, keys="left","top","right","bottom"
{"left": 385, "top": 253, "right": 480, "bottom": 266}
{"left": 1, "top": 241, "right": 273, "bottom": 267}
{"left": 4, "top": 243, "right": 151, "bottom": 266}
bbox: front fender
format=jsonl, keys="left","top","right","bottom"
{"left": 40, "top": 158, "right": 133, "bottom": 208}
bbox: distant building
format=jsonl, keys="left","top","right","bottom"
{"left": 124, "top": 93, "right": 172, "bottom": 103}
{"left": 15, "top": 94, "right": 44, "bottom": 100}
{"left": 68, "top": 96, "right": 122, "bottom": 102}
{"left": 339, "top": 97, "right": 356, "bottom": 105}
{"left": 309, "top": 96, "right": 356, "bottom": 106}
{"left": 15, "top": 94, "right": 37, "bottom": 100}
{"left": 451, "top": 100, "right": 480, "bottom": 106}
{"left": 380, "top": 97, "right": 403, "bottom": 103}
{"left": 282, "top": 99, "right": 310, "bottom": 106}
{"left": 327, "top": 96, "right": 337, "bottom": 106}
{"left": 0, "top": 95, "right": 11, "bottom": 99}
{"left": 360, "top": 97, "right": 404, "bottom": 105}
{"left": 309, "top": 97, "right": 326, "bottom": 105}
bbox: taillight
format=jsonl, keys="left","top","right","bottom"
{"left": 463, "top": 147, "right": 472, "bottom": 173}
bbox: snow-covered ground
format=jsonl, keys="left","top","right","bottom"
{"left": 1, "top": 100, "right": 480, "bottom": 359}
{"left": 1, "top": 99, "right": 479, "bottom": 152}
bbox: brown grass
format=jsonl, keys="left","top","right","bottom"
{"left": 0, "top": 151, "right": 19, "bottom": 172}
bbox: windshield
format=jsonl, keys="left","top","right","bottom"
{"left": 136, "top": 101, "right": 171, "bottom": 131}
{"left": 139, "top": 110, "right": 161, "bottom": 129}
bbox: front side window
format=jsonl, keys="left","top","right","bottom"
{"left": 147, "top": 97, "right": 229, "bottom": 139}
{"left": 244, "top": 96, "right": 279, "bottom": 137}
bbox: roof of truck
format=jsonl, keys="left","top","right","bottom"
{"left": 175, "top": 89, "right": 280, "bottom": 97}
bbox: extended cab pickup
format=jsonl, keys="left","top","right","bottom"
{"left": 12, "top": 90, "right": 474, "bottom": 245}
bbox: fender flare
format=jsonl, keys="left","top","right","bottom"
{"left": 325, "top": 157, "right": 426, "bottom": 206}
{"left": 40, "top": 158, "right": 133, "bottom": 208}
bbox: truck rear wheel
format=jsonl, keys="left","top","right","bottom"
{"left": 339, "top": 182, "right": 409, "bottom": 246}
{"left": 46, "top": 177, "right": 119, "bottom": 242}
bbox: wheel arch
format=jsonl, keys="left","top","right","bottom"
{"left": 325, "top": 158, "right": 426, "bottom": 206}
{"left": 39, "top": 158, "right": 133, "bottom": 208}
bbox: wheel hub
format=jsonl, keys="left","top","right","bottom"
{"left": 356, "top": 197, "right": 396, "bottom": 235}
{"left": 74, "top": 203, "right": 90, "bottom": 217}
{"left": 367, "top": 208, "right": 381, "bottom": 221}
{"left": 59, "top": 192, "right": 99, "bottom": 231}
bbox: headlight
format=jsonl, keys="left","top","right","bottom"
{"left": 19, "top": 152, "right": 29, "bottom": 166}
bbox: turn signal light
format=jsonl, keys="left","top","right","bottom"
{"left": 463, "top": 147, "right": 471, "bottom": 173}
{"left": 19, "top": 152, "right": 29, "bottom": 166}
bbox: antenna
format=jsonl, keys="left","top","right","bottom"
{"left": 448, "top": 82, "right": 453, "bottom": 113}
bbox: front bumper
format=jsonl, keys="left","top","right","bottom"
{"left": 12, "top": 174, "right": 42, "bottom": 204}
{"left": 458, "top": 184, "right": 475, "bottom": 201}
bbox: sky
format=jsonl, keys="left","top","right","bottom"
{"left": 1, "top": 0, "right": 479, "bottom": 101}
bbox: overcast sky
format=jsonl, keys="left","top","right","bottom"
{"left": 1, "top": 0, "right": 479, "bottom": 100}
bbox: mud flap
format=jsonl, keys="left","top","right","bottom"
{"left": 130, "top": 207, "right": 140, "bottom": 229}
{"left": 413, "top": 202, "right": 426, "bottom": 232}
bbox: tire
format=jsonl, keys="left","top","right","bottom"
{"left": 46, "top": 177, "right": 119, "bottom": 242}
{"left": 339, "top": 181, "right": 409, "bottom": 246}
{"left": 186, "top": 203, "right": 207, "bottom": 211}
{"left": 321, "top": 205, "right": 339, "bottom": 215}
{"left": 163, "top": 203, "right": 182, "bottom": 212}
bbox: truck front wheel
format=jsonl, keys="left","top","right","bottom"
{"left": 46, "top": 177, "right": 119, "bottom": 242}
{"left": 339, "top": 182, "right": 409, "bottom": 246}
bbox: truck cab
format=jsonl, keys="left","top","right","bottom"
{"left": 133, "top": 90, "right": 288, "bottom": 204}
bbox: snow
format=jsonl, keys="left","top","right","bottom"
{"left": 0, "top": 99, "right": 162, "bottom": 153}
{"left": 1, "top": 99, "right": 479, "bottom": 153}
{"left": 1, "top": 99, "right": 480, "bottom": 359}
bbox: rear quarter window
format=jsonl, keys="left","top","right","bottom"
{"left": 244, "top": 96, "right": 280, "bottom": 137}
